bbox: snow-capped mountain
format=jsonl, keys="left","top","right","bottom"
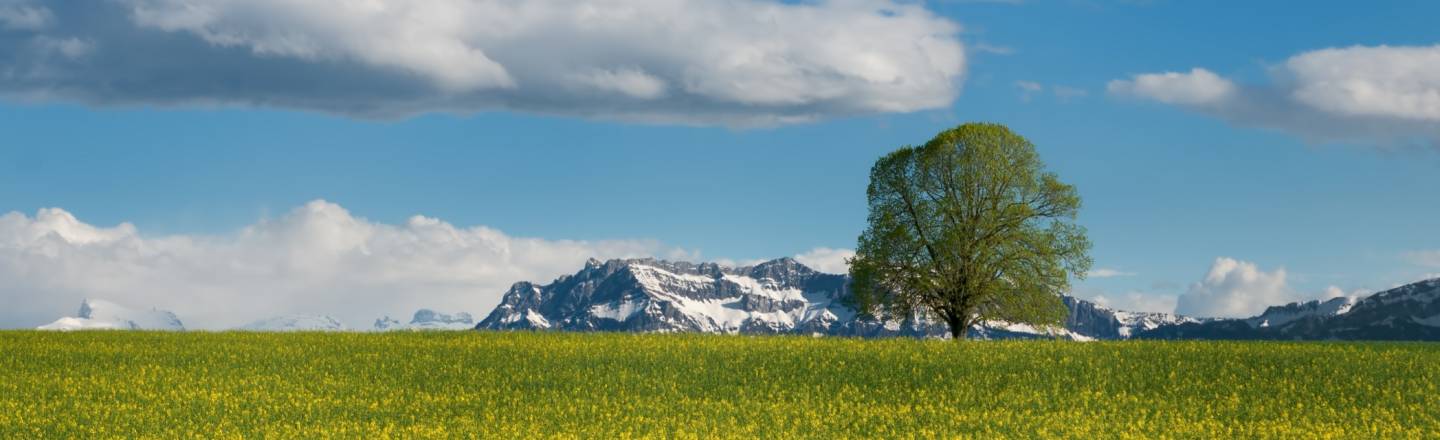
{"left": 37, "top": 299, "right": 186, "bottom": 331}
{"left": 479, "top": 258, "right": 858, "bottom": 335}
{"left": 1062, "top": 296, "right": 1202, "bottom": 339}
{"left": 1138, "top": 277, "right": 1440, "bottom": 340}
{"left": 374, "top": 309, "right": 475, "bottom": 331}
{"left": 1245, "top": 296, "right": 1359, "bottom": 329}
{"left": 239, "top": 314, "right": 346, "bottom": 331}
{"left": 477, "top": 257, "right": 1195, "bottom": 340}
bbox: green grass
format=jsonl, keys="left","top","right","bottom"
{"left": 2, "top": 331, "right": 1437, "bottom": 438}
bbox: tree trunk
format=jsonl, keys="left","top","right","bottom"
{"left": 946, "top": 314, "right": 969, "bottom": 341}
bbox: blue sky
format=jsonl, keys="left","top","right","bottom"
{"left": 2, "top": 0, "right": 1438, "bottom": 327}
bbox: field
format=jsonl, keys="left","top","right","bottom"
{"left": 2, "top": 331, "right": 1437, "bottom": 438}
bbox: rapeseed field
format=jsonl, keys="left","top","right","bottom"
{"left": 2, "top": 331, "right": 1436, "bottom": 438}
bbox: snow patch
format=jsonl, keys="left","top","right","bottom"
{"left": 523, "top": 310, "right": 551, "bottom": 329}
{"left": 590, "top": 300, "right": 646, "bottom": 322}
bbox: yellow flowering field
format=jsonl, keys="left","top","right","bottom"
{"left": 2, "top": 331, "right": 1436, "bottom": 438}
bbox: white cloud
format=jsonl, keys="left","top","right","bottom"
{"left": 1087, "top": 268, "right": 1135, "bottom": 278}
{"left": 0, "top": 0, "right": 966, "bottom": 126}
{"left": 1319, "top": 285, "right": 1370, "bottom": 300}
{"left": 0, "top": 200, "right": 685, "bottom": 329}
{"left": 1051, "top": 85, "right": 1087, "bottom": 102}
{"left": 1107, "top": 68, "right": 1235, "bottom": 106}
{"left": 0, "top": 1, "right": 50, "bottom": 30}
{"left": 1086, "top": 292, "right": 1177, "bottom": 314}
{"left": 1404, "top": 250, "right": 1440, "bottom": 268}
{"left": 1015, "top": 80, "right": 1042, "bottom": 102}
{"left": 1174, "top": 257, "right": 1294, "bottom": 318}
{"left": 1287, "top": 45, "right": 1440, "bottom": 122}
{"left": 1107, "top": 45, "right": 1440, "bottom": 147}
{"left": 794, "top": 247, "right": 855, "bottom": 274}
{"left": 1012, "top": 81, "right": 1086, "bottom": 103}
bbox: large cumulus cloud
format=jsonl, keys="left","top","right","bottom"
{"left": 0, "top": 200, "right": 690, "bottom": 329}
{"left": 0, "top": 0, "right": 966, "bottom": 126}
{"left": 1108, "top": 45, "right": 1440, "bottom": 148}
{"left": 1174, "top": 257, "right": 1293, "bottom": 318}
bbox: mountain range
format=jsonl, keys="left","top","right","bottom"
{"left": 479, "top": 257, "right": 1440, "bottom": 341}
{"left": 33, "top": 258, "right": 1440, "bottom": 340}
{"left": 1136, "top": 278, "right": 1440, "bottom": 340}
{"left": 476, "top": 257, "right": 1204, "bottom": 340}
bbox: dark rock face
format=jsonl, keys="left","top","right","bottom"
{"left": 1063, "top": 296, "right": 1125, "bottom": 339}
{"left": 476, "top": 257, "right": 1200, "bottom": 340}
{"left": 1136, "top": 278, "right": 1440, "bottom": 341}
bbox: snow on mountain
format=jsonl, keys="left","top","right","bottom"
{"left": 477, "top": 257, "right": 1182, "bottom": 340}
{"left": 373, "top": 309, "right": 475, "bottom": 331}
{"left": 239, "top": 314, "right": 346, "bottom": 331}
{"left": 37, "top": 299, "right": 185, "bottom": 331}
{"left": 479, "top": 257, "right": 859, "bottom": 335}
{"left": 1245, "top": 296, "right": 1359, "bottom": 328}
{"left": 1111, "top": 310, "right": 1204, "bottom": 337}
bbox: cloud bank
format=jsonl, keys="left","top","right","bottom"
{"left": 0, "top": 200, "right": 690, "bottom": 329}
{"left": 0, "top": 0, "right": 966, "bottom": 126}
{"left": 1108, "top": 45, "right": 1440, "bottom": 147}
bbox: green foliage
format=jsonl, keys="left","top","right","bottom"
{"left": 850, "top": 122, "right": 1092, "bottom": 338}
{"left": 2, "top": 331, "right": 1437, "bottom": 438}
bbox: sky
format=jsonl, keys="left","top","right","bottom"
{"left": 2, "top": 0, "right": 1439, "bottom": 329}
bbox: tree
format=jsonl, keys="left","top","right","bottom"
{"left": 848, "top": 122, "right": 1091, "bottom": 340}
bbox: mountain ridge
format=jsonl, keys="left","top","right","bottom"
{"left": 1137, "top": 278, "right": 1440, "bottom": 340}
{"left": 476, "top": 257, "right": 1200, "bottom": 340}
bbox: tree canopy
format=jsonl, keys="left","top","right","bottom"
{"left": 849, "top": 122, "right": 1091, "bottom": 340}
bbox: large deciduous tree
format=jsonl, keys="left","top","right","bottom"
{"left": 849, "top": 123, "right": 1091, "bottom": 340}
